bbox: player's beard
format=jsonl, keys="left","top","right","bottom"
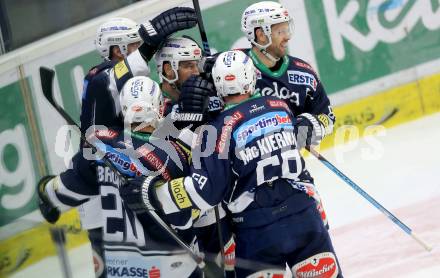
{"left": 268, "top": 42, "right": 288, "bottom": 59}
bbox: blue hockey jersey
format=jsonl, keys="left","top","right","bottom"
{"left": 49, "top": 127, "right": 203, "bottom": 276}
{"left": 156, "top": 95, "right": 317, "bottom": 229}
{"left": 246, "top": 49, "right": 335, "bottom": 134}
{"left": 59, "top": 127, "right": 193, "bottom": 238}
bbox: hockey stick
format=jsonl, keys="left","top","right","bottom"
{"left": 192, "top": 0, "right": 226, "bottom": 273}
{"left": 50, "top": 227, "right": 73, "bottom": 278}
{"left": 306, "top": 146, "right": 432, "bottom": 252}
{"left": 193, "top": 0, "right": 211, "bottom": 56}
{"left": 39, "top": 67, "right": 206, "bottom": 268}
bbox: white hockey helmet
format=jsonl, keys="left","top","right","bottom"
{"left": 95, "top": 17, "right": 141, "bottom": 59}
{"left": 120, "top": 76, "right": 163, "bottom": 127}
{"left": 241, "top": 1, "right": 293, "bottom": 49}
{"left": 154, "top": 37, "right": 202, "bottom": 84}
{"left": 212, "top": 50, "right": 257, "bottom": 97}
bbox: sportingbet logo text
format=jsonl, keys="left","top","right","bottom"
{"left": 104, "top": 149, "right": 142, "bottom": 177}
{"left": 234, "top": 112, "right": 292, "bottom": 145}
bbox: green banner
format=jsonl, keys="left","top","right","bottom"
{"left": 0, "top": 79, "right": 47, "bottom": 226}
{"left": 306, "top": 0, "right": 440, "bottom": 93}
{"left": 55, "top": 51, "right": 101, "bottom": 122}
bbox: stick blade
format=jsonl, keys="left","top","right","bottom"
{"left": 39, "top": 67, "right": 56, "bottom": 106}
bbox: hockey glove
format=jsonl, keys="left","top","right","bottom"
{"left": 119, "top": 176, "right": 165, "bottom": 214}
{"left": 295, "top": 113, "right": 326, "bottom": 150}
{"left": 172, "top": 75, "right": 212, "bottom": 127}
{"left": 139, "top": 7, "right": 198, "bottom": 54}
{"left": 198, "top": 53, "right": 221, "bottom": 81}
{"left": 37, "top": 175, "right": 60, "bottom": 224}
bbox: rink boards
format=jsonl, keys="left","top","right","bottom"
{"left": 1, "top": 0, "right": 440, "bottom": 276}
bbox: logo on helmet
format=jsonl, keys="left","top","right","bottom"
{"left": 165, "top": 43, "right": 181, "bottom": 48}
{"left": 131, "top": 105, "right": 143, "bottom": 112}
{"left": 224, "top": 52, "right": 235, "bottom": 66}
{"left": 225, "top": 74, "right": 236, "bottom": 81}
{"left": 130, "top": 79, "right": 143, "bottom": 97}
{"left": 107, "top": 37, "right": 123, "bottom": 42}
{"left": 193, "top": 49, "right": 201, "bottom": 56}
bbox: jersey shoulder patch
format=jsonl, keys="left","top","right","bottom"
{"left": 291, "top": 57, "right": 318, "bottom": 76}
{"left": 266, "top": 99, "right": 290, "bottom": 111}
{"left": 114, "top": 60, "right": 129, "bottom": 79}
{"left": 94, "top": 128, "right": 120, "bottom": 140}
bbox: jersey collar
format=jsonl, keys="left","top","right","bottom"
{"left": 224, "top": 92, "right": 262, "bottom": 111}
{"left": 124, "top": 129, "right": 152, "bottom": 142}
{"left": 249, "top": 49, "right": 289, "bottom": 78}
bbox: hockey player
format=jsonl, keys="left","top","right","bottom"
{"left": 79, "top": 7, "right": 199, "bottom": 132}
{"left": 73, "top": 13, "right": 203, "bottom": 274}
{"left": 240, "top": 1, "right": 336, "bottom": 227}
{"left": 119, "top": 51, "right": 342, "bottom": 278}
{"left": 155, "top": 36, "right": 202, "bottom": 114}
{"left": 38, "top": 76, "right": 202, "bottom": 277}
{"left": 154, "top": 38, "right": 236, "bottom": 275}
{"left": 241, "top": 1, "right": 335, "bottom": 141}
{"left": 154, "top": 36, "right": 223, "bottom": 122}
{"left": 78, "top": 17, "right": 142, "bottom": 276}
{"left": 80, "top": 17, "right": 142, "bottom": 134}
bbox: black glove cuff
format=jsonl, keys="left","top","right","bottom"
{"left": 137, "top": 42, "right": 158, "bottom": 62}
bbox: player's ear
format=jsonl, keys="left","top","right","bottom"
{"left": 163, "top": 62, "right": 175, "bottom": 79}
{"left": 112, "top": 46, "right": 124, "bottom": 61}
{"left": 255, "top": 27, "right": 268, "bottom": 44}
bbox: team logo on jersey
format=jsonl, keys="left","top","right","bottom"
{"left": 249, "top": 104, "right": 265, "bottom": 114}
{"left": 292, "top": 252, "right": 338, "bottom": 278}
{"left": 234, "top": 111, "right": 293, "bottom": 147}
{"left": 287, "top": 70, "right": 317, "bottom": 91}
